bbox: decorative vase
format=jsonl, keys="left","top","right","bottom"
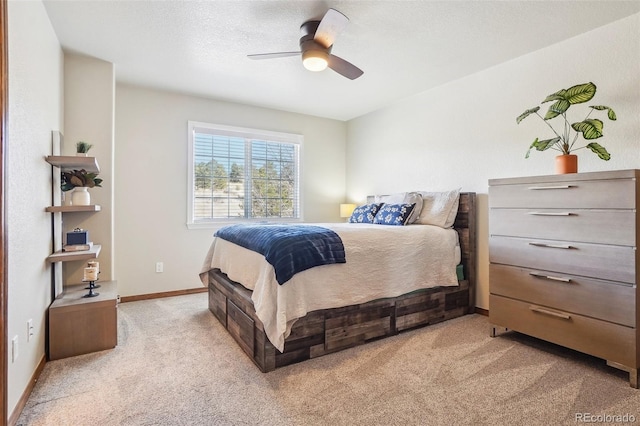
{"left": 75, "top": 152, "right": 88, "bottom": 157}
{"left": 555, "top": 154, "right": 578, "bottom": 174}
{"left": 71, "top": 187, "right": 90, "bottom": 206}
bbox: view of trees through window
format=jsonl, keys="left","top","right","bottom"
{"left": 193, "top": 133, "right": 299, "bottom": 220}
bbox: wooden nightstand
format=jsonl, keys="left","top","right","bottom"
{"left": 48, "top": 280, "right": 118, "bottom": 360}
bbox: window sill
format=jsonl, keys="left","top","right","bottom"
{"left": 187, "top": 217, "right": 303, "bottom": 230}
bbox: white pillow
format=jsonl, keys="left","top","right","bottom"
{"left": 374, "top": 192, "right": 405, "bottom": 204}
{"left": 403, "top": 192, "right": 423, "bottom": 224}
{"left": 374, "top": 192, "right": 423, "bottom": 224}
{"left": 416, "top": 189, "right": 460, "bottom": 228}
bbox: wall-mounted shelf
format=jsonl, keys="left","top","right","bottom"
{"left": 46, "top": 139, "right": 116, "bottom": 359}
{"left": 46, "top": 244, "right": 101, "bottom": 263}
{"left": 45, "top": 205, "right": 101, "bottom": 213}
{"left": 45, "top": 154, "right": 102, "bottom": 263}
{"left": 45, "top": 155, "right": 100, "bottom": 172}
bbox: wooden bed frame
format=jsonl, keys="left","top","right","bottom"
{"left": 207, "top": 192, "right": 476, "bottom": 372}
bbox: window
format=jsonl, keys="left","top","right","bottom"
{"left": 187, "top": 121, "right": 302, "bottom": 227}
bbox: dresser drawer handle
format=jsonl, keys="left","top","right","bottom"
{"left": 529, "top": 306, "right": 571, "bottom": 320}
{"left": 529, "top": 272, "right": 572, "bottom": 283}
{"left": 527, "top": 185, "right": 575, "bottom": 190}
{"left": 528, "top": 242, "right": 574, "bottom": 249}
{"left": 527, "top": 212, "right": 574, "bottom": 216}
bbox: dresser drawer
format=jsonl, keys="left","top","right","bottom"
{"left": 489, "top": 178, "right": 635, "bottom": 209}
{"left": 490, "top": 264, "right": 635, "bottom": 327}
{"left": 490, "top": 295, "right": 636, "bottom": 367}
{"left": 490, "top": 236, "right": 635, "bottom": 283}
{"left": 490, "top": 208, "right": 635, "bottom": 246}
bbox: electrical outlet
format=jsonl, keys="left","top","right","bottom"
{"left": 11, "top": 336, "right": 18, "bottom": 362}
{"left": 27, "top": 319, "right": 34, "bottom": 342}
{"left": 155, "top": 262, "right": 164, "bottom": 273}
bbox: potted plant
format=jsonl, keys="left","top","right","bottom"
{"left": 61, "top": 169, "right": 103, "bottom": 206}
{"left": 516, "top": 82, "right": 616, "bottom": 174}
{"left": 76, "top": 141, "right": 93, "bottom": 156}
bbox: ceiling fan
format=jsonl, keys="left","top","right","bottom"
{"left": 248, "top": 8, "right": 364, "bottom": 80}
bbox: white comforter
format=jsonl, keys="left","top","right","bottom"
{"left": 199, "top": 223, "right": 459, "bottom": 352}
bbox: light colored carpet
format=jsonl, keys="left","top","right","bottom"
{"left": 17, "top": 293, "right": 640, "bottom": 425}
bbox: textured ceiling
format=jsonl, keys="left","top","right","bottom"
{"left": 43, "top": 0, "right": 640, "bottom": 121}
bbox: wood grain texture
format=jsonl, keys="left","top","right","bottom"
{"left": 48, "top": 281, "right": 118, "bottom": 360}
{"left": 490, "top": 264, "right": 634, "bottom": 327}
{"left": 227, "top": 300, "right": 254, "bottom": 357}
{"left": 1, "top": 0, "right": 7, "bottom": 419}
{"left": 120, "top": 287, "right": 206, "bottom": 303}
{"left": 490, "top": 208, "right": 635, "bottom": 246}
{"left": 489, "top": 171, "right": 639, "bottom": 388}
{"left": 44, "top": 155, "right": 100, "bottom": 173}
{"left": 490, "top": 235, "right": 635, "bottom": 284}
{"left": 490, "top": 295, "right": 636, "bottom": 367}
{"left": 489, "top": 172, "right": 637, "bottom": 209}
{"left": 207, "top": 192, "right": 477, "bottom": 372}
{"left": 46, "top": 244, "right": 102, "bottom": 263}
{"left": 45, "top": 205, "right": 101, "bottom": 213}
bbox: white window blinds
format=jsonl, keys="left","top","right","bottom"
{"left": 188, "top": 121, "right": 302, "bottom": 226}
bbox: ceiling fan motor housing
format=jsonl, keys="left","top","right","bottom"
{"left": 300, "top": 21, "right": 330, "bottom": 50}
{"left": 247, "top": 10, "right": 362, "bottom": 80}
{"left": 300, "top": 20, "right": 320, "bottom": 39}
{"left": 300, "top": 20, "right": 331, "bottom": 71}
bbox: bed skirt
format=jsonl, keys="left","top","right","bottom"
{"left": 208, "top": 268, "right": 471, "bottom": 372}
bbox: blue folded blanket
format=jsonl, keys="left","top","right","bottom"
{"left": 215, "top": 224, "right": 346, "bottom": 285}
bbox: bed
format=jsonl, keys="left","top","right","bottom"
{"left": 200, "top": 192, "right": 476, "bottom": 372}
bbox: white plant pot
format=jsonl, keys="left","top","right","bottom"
{"left": 71, "top": 187, "right": 90, "bottom": 206}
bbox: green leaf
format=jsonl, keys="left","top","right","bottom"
{"left": 564, "top": 82, "right": 596, "bottom": 104}
{"left": 572, "top": 118, "right": 603, "bottom": 140}
{"left": 544, "top": 100, "right": 570, "bottom": 120}
{"left": 590, "top": 105, "right": 617, "bottom": 120}
{"left": 542, "top": 89, "right": 566, "bottom": 103}
{"left": 535, "top": 137, "right": 561, "bottom": 151}
{"left": 525, "top": 137, "right": 560, "bottom": 158}
{"left": 76, "top": 141, "right": 93, "bottom": 153}
{"left": 542, "top": 82, "right": 596, "bottom": 105}
{"left": 525, "top": 138, "right": 537, "bottom": 159}
{"left": 586, "top": 142, "right": 611, "bottom": 160}
{"left": 516, "top": 106, "right": 540, "bottom": 124}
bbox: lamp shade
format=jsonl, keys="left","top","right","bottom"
{"left": 340, "top": 203, "right": 357, "bottom": 218}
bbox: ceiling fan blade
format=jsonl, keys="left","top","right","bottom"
{"left": 327, "top": 54, "right": 364, "bottom": 80}
{"left": 314, "top": 8, "right": 349, "bottom": 48}
{"left": 247, "top": 52, "right": 300, "bottom": 60}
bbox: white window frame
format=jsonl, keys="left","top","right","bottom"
{"left": 187, "top": 121, "right": 303, "bottom": 229}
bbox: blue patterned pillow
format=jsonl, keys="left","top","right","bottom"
{"left": 373, "top": 203, "right": 416, "bottom": 226}
{"left": 349, "top": 203, "right": 383, "bottom": 224}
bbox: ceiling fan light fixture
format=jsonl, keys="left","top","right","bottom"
{"left": 249, "top": 9, "right": 363, "bottom": 79}
{"left": 302, "top": 50, "right": 329, "bottom": 72}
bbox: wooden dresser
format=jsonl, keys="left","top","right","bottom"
{"left": 488, "top": 170, "right": 639, "bottom": 388}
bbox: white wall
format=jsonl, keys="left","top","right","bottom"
{"left": 7, "top": 0, "right": 63, "bottom": 416}
{"left": 346, "top": 13, "right": 640, "bottom": 310}
{"left": 62, "top": 53, "right": 115, "bottom": 285}
{"left": 114, "top": 85, "right": 347, "bottom": 297}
